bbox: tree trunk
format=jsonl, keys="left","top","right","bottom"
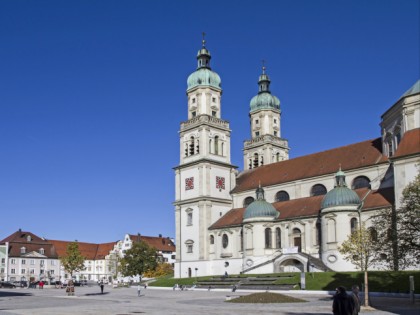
{"left": 364, "top": 270, "right": 369, "bottom": 306}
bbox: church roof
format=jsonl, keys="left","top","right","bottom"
{"left": 400, "top": 79, "right": 420, "bottom": 99}
{"left": 209, "top": 187, "right": 393, "bottom": 230}
{"left": 393, "top": 128, "right": 420, "bottom": 159}
{"left": 232, "top": 138, "right": 387, "bottom": 194}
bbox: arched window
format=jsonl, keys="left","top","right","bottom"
{"left": 315, "top": 222, "right": 321, "bottom": 246}
{"left": 185, "top": 143, "right": 188, "bottom": 157}
{"left": 196, "top": 140, "right": 199, "bottom": 154}
{"left": 265, "top": 228, "right": 272, "bottom": 248}
{"left": 327, "top": 219, "right": 336, "bottom": 243}
{"left": 209, "top": 235, "right": 214, "bottom": 245}
{"left": 240, "top": 229, "right": 243, "bottom": 251}
{"left": 243, "top": 197, "right": 254, "bottom": 207}
{"left": 253, "top": 153, "right": 259, "bottom": 168}
{"left": 275, "top": 228, "right": 281, "bottom": 248}
{"left": 369, "top": 227, "right": 378, "bottom": 242}
{"left": 189, "top": 136, "right": 195, "bottom": 155}
{"left": 292, "top": 228, "right": 302, "bottom": 252}
{"left": 20, "top": 247, "right": 26, "bottom": 254}
{"left": 187, "top": 211, "right": 193, "bottom": 226}
{"left": 248, "top": 159, "right": 252, "bottom": 170}
{"left": 222, "top": 234, "right": 229, "bottom": 248}
{"left": 276, "top": 152, "right": 280, "bottom": 162}
{"left": 39, "top": 248, "right": 45, "bottom": 255}
{"left": 275, "top": 191, "right": 290, "bottom": 202}
{"left": 185, "top": 240, "right": 194, "bottom": 253}
{"left": 350, "top": 218, "right": 358, "bottom": 234}
{"left": 209, "top": 139, "right": 212, "bottom": 154}
{"left": 311, "top": 184, "right": 327, "bottom": 196}
{"left": 352, "top": 176, "right": 371, "bottom": 189}
{"left": 214, "top": 136, "right": 219, "bottom": 155}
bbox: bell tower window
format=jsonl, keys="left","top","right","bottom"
{"left": 189, "top": 137, "right": 195, "bottom": 155}
{"left": 214, "top": 136, "right": 219, "bottom": 155}
{"left": 192, "top": 111, "right": 196, "bottom": 117}
{"left": 253, "top": 153, "right": 259, "bottom": 168}
{"left": 212, "top": 111, "right": 216, "bottom": 117}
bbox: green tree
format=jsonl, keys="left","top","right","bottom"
{"left": 119, "top": 241, "right": 158, "bottom": 278}
{"left": 372, "top": 170, "right": 420, "bottom": 270}
{"left": 338, "top": 224, "right": 377, "bottom": 306}
{"left": 60, "top": 242, "right": 86, "bottom": 277}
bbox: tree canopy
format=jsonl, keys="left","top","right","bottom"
{"left": 338, "top": 224, "right": 377, "bottom": 271}
{"left": 372, "top": 170, "right": 420, "bottom": 270}
{"left": 118, "top": 240, "right": 158, "bottom": 277}
{"left": 60, "top": 242, "right": 86, "bottom": 277}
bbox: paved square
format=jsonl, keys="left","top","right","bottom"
{"left": 0, "top": 286, "right": 418, "bottom": 314}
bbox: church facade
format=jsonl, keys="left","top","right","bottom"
{"left": 174, "top": 41, "right": 420, "bottom": 278}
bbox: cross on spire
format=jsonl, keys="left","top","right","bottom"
{"left": 202, "top": 32, "right": 206, "bottom": 47}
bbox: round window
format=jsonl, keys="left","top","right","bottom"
{"left": 222, "top": 234, "right": 229, "bottom": 248}
{"left": 327, "top": 255, "right": 337, "bottom": 263}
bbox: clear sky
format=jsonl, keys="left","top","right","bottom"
{"left": 1, "top": 0, "right": 419, "bottom": 243}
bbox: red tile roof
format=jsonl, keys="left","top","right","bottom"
{"left": 393, "top": 128, "right": 420, "bottom": 159}
{"left": 48, "top": 240, "right": 115, "bottom": 260}
{"left": 0, "top": 230, "right": 58, "bottom": 258}
{"left": 232, "top": 138, "right": 388, "bottom": 194}
{"left": 209, "top": 188, "right": 393, "bottom": 230}
{"left": 128, "top": 234, "right": 175, "bottom": 252}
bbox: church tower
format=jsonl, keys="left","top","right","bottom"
{"left": 243, "top": 65, "right": 289, "bottom": 169}
{"left": 174, "top": 37, "right": 237, "bottom": 278}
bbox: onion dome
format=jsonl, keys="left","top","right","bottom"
{"left": 321, "top": 168, "right": 361, "bottom": 210}
{"left": 249, "top": 65, "right": 280, "bottom": 113}
{"left": 243, "top": 185, "right": 279, "bottom": 222}
{"left": 187, "top": 37, "right": 221, "bottom": 92}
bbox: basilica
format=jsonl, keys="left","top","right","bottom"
{"left": 174, "top": 40, "right": 420, "bottom": 278}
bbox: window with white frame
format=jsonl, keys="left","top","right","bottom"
{"left": 21, "top": 269, "right": 25, "bottom": 274}
{"left": 30, "top": 269, "right": 35, "bottom": 274}
{"left": 186, "top": 209, "right": 193, "bottom": 226}
{"left": 39, "top": 248, "right": 45, "bottom": 255}
{"left": 50, "top": 260, "right": 56, "bottom": 266}
{"left": 21, "top": 259, "right": 26, "bottom": 265}
{"left": 185, "top": 240, "right": 194, "bottom": 253}
{"left": 20, "top": 247, "right": 26, "bottom": 254}
{"left": 30, "top": 259, "right": 35, "bottom": 265}
{"left": 11, "top": 269, "right": 16, "bottom": 274}
{"left": 11, "top": 259, "right": 16, "bottom": 265}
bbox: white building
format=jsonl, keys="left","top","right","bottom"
{"left": 174, "top": 41, "right": 420, "bottom": 278}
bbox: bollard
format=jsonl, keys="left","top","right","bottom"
{"left": 409, "top": 276, "right": 415, "bottom": 304}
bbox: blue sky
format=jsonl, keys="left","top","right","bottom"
{"left": 1, "top": 0, "right": 419, "bottom": 243}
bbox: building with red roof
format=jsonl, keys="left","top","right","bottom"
{"left": 174, "top": 41, "right": 419, "bottom": 278}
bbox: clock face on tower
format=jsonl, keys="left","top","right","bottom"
{"left": 216, "top": 176, "right": 225, "bottom": 190}
{"left": 185, "top": 177, "right": 194, "bottom": 190}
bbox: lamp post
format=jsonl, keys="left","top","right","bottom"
{"left": 194, "top": 268, "right": 198, "bottom": 283}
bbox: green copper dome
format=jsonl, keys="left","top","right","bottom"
{"left": 187, "top": 39, "right": 221, "bottom": 91}
{"left": 243, "top": 186, "right": 279, "bottom": 221}
{"left": 321, "top": 169, "right": 361, "bottom": 209}
{"left": 250, "top": 66, "right": 280, "bottom": 113}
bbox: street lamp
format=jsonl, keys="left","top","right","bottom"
{"left": 194, "top": 268, "right": 198, "bottom": 283}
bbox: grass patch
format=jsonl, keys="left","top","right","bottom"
{"left": 227, "top": 292, "right": 307, "bottom": 303}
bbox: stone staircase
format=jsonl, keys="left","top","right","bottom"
{"left": 196, "top": 274, "right": 298, "bottom": 290}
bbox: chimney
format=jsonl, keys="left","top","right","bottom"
{"left": 159, "top": 234, "right": 162, "bottom": 238}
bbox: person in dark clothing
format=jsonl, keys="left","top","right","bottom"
{"left": 100, "top": 281, "right": 104, "bottom": 294}
{"left": 351, "top": 285, "right": 361, "bottom": 315}
{"left": 332, "top": 286, "right": 354, "bottom": 315}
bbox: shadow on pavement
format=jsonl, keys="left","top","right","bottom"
{"left": 283, "top": 313, "right": 331, "bottom": 315}
{"left": 0, "top": 291, "right": 32, "bottom": 297}
{"left": 84, "top": 292, "right": 110, "bottom": 296}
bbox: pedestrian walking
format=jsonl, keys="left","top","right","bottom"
{"left": 332, "top": 286, "right": 354, "bottom": 315}
{"left": 351, "top": 285, "right": 361, "bottom": 315}
{"left": 99, "top": 281, "right": 105, "bottom": 294}
{"left": 137, "top": 284, "right": 141, "bottom": 297}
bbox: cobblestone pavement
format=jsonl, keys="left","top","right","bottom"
{"left": 0, "top": 286, "right": 419, "bottom": 315}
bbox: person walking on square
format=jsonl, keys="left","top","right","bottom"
{"left": 351, "top": 285, "right": 361, "bottom": 315}
{"left": 100, "top": 280, "right": 104, "bottom": 294}
{"left": 137, "top": 284, "right": 141, "bottom": 297}
{"left": 333, "top": 286, "right": 354, "bottom": 315}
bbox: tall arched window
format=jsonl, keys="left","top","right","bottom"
{"left": 240, "top": 229, "right": 243, "bottom": 251}
{"left": 209, "top": 139, "right": 212, "bottom": 154}
{"left": 275, "top": 227, "right": 281, "bottom": 248}
{"left": 187, "top": 211, "right": 193, "bottom": 226}
{"left": 292, "top": 228, "right": 302, "bottom": 252}
{"left": 209, "top": 235, "right": 214, "bottom": 245}
{"left": 311, "top": 184, "right": 327, "bottom": 196}
{"left": 222, "top": 234, "right": 229, "bottom": 248}
{"left": 276, "top": 152, "right": 280, "bottom": 162}
{"left": 275, "top": 191, "right": 290, "bottom": 202}
{"left": 352, "top": 176, "right": 371, "bottom": 189}
{"left": 315, "top": 222, "right": 321, "bottom": 246}
{"left": 214, "top": 136, "right": 219, "bottom": 155}
{"left": 350, "top": 218, "right": 358, "bottom": 234}
{"left": 189, "top": 136, "right": 195, "bottom": 156}
{"left": 327, "top": 219, "right": 336, "bottom": 243}
{"left": 369, "top": 227, "right": 378, "bottom": 242}
{"left": 265, "top": 228, "right": 272, "bottom": 248}
{"left": 253, "top": 153, "right": 259, "bottom": 168}
{"left": 243, "top": 197, "right": 254, "bottom": 207}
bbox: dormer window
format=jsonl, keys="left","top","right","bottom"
{"left": 26, "top": 235, "right": 31, "bottom": 242}
{"left": 21, "top": 247, "right": 26, "bottom": 254}
{"left": 39, "top": 248, "right": 45, "bottom": 255}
